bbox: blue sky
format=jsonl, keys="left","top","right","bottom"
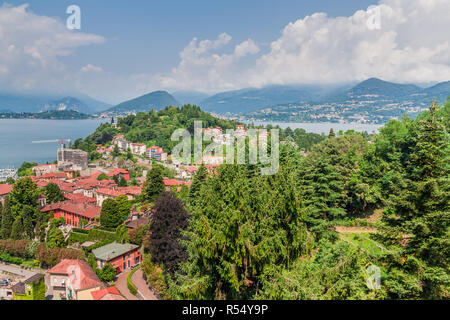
{"left": 8, "top": 0, "right": 375, "bottom": 75}
{"left": 1, "top": 0, "right": 449, "bottom": 103}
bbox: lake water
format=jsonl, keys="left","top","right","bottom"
{"left": 0, "top": 119, "right": 383, "bottom": 168}
{"left": 245, "top": 121, "right": 383, "bottom": 135}
{"left": 0, "top": 119, "right": 108, "bottom": 168}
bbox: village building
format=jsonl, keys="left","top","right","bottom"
{"left": 47, "top": 260, "right": 103, "bottom": 300}
{"left": 90, "top": 286, "right": 125, "bottom": 300}
{"left": 92, "top": 242, "right": 141, "bottom": 274}
{"left": 57, "top": 148, "right": 88, "bottom": 171}
{"left": 131, "top": 143, "right": 146, "bottom": 156}
{"left": 0, "top": 184, "right": 12, "bottom": 203}
{"left": 11, "top": 273, "right": 45, "bottom": 300}
{"left": 107, "top": 168, "right": 130, "bottom": 182}
{"left": 32, "top": 164, "right": 57, "bottom": 177}
{"left": 95, "top": 186, "right": 141, "bottom": 206}
{"left": 41, "top": 200, "right": 101, "bottom": 227}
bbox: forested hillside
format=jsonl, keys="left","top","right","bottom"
{"left": 143, "top": 100, "right": 449, "bottom": 300}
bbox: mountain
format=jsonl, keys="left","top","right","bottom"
{"left": 243, "top": 78, "right": 450, "bottom": 123}
{"left": 106, "top": 91, "right": 180, "bottom": 113}
{"left": 0, "top": 93, "right": 111, "bottom": 114}
{"left": 199, "top": 85, "right": 322, "bottom": 114}
{"left": 41, "top": 97, "right": 91, "bottom": 114}
{"left": 172, "top": 91, "right": 210, "bottom": 105}
{"left": 344, "top": 78, "right": 422, "bottom": 98}
{"left": 423, "top": 81, "right": 450, "bottom": 102}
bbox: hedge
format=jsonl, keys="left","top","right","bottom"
{"left": 127, "top": 265, "right": 141, "bottom": 296}
{"left": 68, "top": 228, "right": 118, "bottom": 245}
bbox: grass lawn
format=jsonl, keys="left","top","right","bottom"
{"left": 340, "top": 233, "right": 388, "bottom": 256}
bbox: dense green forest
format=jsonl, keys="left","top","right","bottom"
{"left": 141, "top": 101, "right": 449, "bottom": 300}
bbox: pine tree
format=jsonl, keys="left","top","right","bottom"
{"left": 10, "top": 216, "right": 24, "bottom": 240}
{"left": 142, "top": 165, "right": 165, "bottom": 202}
{"left": 22, "top": 206, "right": 35, "bottom": 240}
{"left": 0, "top": 196, "right": 14, "bottom": 239}
{"left": 188, "top": 165, "right": 208, "bottom": 206}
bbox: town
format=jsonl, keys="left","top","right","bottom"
{"left": 0, "top": 123, "right": 255, "bottom": 301}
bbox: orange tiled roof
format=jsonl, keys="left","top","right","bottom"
{"left": 48, "top": 259, "right": 102, "bottom": 291}
{"left": 0, "top": 184, "right": 12, "bottom": 196}
{"left": 91, "top": 287, "right": 125, "bottom": 300}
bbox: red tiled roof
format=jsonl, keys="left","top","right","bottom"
{"left": 163, "top": 179, "right": 190, "bottom": 187}
{"left": 48, "top": 260, "right": 103, "bottom": 291}
{"left": 91, "top": 287, "right": 124, "bottom": 300}
{"left": 107, "top": 168, "right": 129, "bottom": 177}
{"left": 96, "top": 188, "right": 123, "bottom": 198}
{"left": 41, "top": 201, "right": 101, "bottom": 219}
{"left": 65, "top": 193, "right": 97, "bottom": 204}
{"left": 0, "top": 184, "right": 12, "bottom": 196}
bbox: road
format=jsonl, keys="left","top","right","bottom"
{"left": 131, "top": 268, "right": 158, "bottom": 300}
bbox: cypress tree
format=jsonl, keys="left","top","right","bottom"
{"left": 0, "top": 196, "right": 13, "bottom": 239}
{"left": 11, "top": 216, "right": 24, "bottom": 240}
{"left": 142, "top": 165, "right": 165, "bottom": 202}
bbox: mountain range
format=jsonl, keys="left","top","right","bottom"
{"left": 0, "top": 93, "right": 111, "bottom": 114}
{"left": 1, "top": 78, "right": 448, "bottom": 120}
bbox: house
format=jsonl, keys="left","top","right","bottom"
{"left": 11, "top": 273, "right": 45, "bottom": 300}
{"left": 0, "top": 184, "right": 12, "bottom": 203}
{"left": 47, "top": 260, "right": 103, "bottom": 300}
{"left": 131, "top": 143, "right": 146, "bottom": 156}
{"left": 32, "top": 164, "right": 57, "bottom": 177}
{"left": 92, "top": 242, "right": 141, "bottom": 274}
{"left": 90, "top": 286, "right": 125, "bottom": 300}
{"left": 107, "top": 168, "right": 130, "bottom": 182}
{"left": 95, "top": 186, "right": 141, "bottom": 206}
{"left": 126, "top": 216, "right": 150, "bottom": 230}
{"left": 146, "top": 146, "right": 167, "bottom": 162}
{"left": 41, "top": 201, "right": 101, "bottom": 227}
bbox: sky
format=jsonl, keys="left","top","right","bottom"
{"left": 1, "top": 0, "right": 449, "bottom": 104}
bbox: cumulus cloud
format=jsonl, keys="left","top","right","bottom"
{"left": 146, "top": 0, "right": 450, "bottom": 93}
{"left": 80, "top": 64, "right": 103, "bottom": 73}
{"left": 0, "top": 3, "right": 105, "bottom": 93}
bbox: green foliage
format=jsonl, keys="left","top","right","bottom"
{"left": 44, "top": 183, "right": 64, "bottom": 203}
{"left": 0, "top": 196, "right": 14, "bottom": 239}
{"left": 100, "top": 198, "right": 125, "bottom": 229}
{"left": 17, "top": 162, "right": 37, "bottom": 177}
{"left": 9, "top": 177, "right": 38, "bottom": 218}
{"left": 46, "top": 227, "right": 66, "bottom": 249}
{"left": 142, "top": 165, "right": 165, "bottom": 203}
{"left": 127, "top": 265, "right": 141, "bottom": 296}
{"left": 97, "top": 264, "right": 117, "bottom": 282}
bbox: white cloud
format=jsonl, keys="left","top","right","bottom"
{"left": 80, "top": 64, "right": 103, "bottom": 73}
{"left": 143, "top": 0, "right": 450, "bottom": 93}
{"left": 0, "top": 3, "right": 105, "bottom": 93}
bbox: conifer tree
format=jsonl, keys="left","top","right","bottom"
{"left": 0, "top": 196, "right": 13, "bottom": 239}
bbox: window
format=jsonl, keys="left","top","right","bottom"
{"left": 123, "top": 262, "right": 126, "bottom": 270}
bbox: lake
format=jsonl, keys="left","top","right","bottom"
{"left": 245, "top": 121, "right": 383, "bottom": 135}
{"left": 0, "top": 119, "right": 108, "bottom": 168}
{"left": 0, "top": 119, "right": 384, "bottom": 168}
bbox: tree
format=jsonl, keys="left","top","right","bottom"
{"left": 9, "top": 177, "right": 38, "bottom": 218}
{"left": 10, "top": 217, "right": 24, "bottom": 240}
{"left": 17, "top": 162, "right": 37, "bottom": 177}
{"left": 118, "top": 176, "right": 128, "bottom": 187}
{"left": 100, "top": 198, "right": 122, "bottom": 229}
{"left": 115, "top": 195, "right": 132, "bottom": 221}
{"left": 116, "top": 224, "right": 129, "bottom": 244}
{"left": 149, "top": 192, "right": 190, "bottom": 277}
{"left": 0, "top": 196, "right": 13, "bottom": 239}
{"left": 97, "top": 173, "right": 109, "bottom": 181}
{"left": 188, "top": 165, "right": 208, "bottom": 206}
{"left": 46, "top": 227, "right": 66, "bottom": 249}
{"left": 142, "top": 165, "right": 165, "bottom": 202}
{"left": 22, "top": 206, "right": 35, "bottom": 240}
{"left": 44, "top": 183, "right": 64, "bottom": 204}
{"left": 97, "top": 264, "right": 117, "bottom": 282}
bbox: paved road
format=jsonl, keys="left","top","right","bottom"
{"left": 115, "top": 269, "right": 139, "bottom": 300}
{"left": 0, "top": 263, "right": 37, "bottom": 279}
{"left": 131, "top": 269, "right": 158, "bottom": 300}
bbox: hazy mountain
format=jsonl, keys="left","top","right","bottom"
{"left": 172, "top": 91, "right": 210, "bottom": 105}
{"left": 244, "top": 78, "right": 450, "bottom": 123}
{"left": 41, "top": 97, "right": 91, "bottom": 114}
{"left": 0, "top": 92, "right": 111, "bottom": 114}
{"left": 423, "top": 81, "right": 450, "bottom": 102}
{"left": 107, "top": 91, "right": 180, "bottom": 113}
{"left": 199, "top": 85, "right": 323, "bottom": 114}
